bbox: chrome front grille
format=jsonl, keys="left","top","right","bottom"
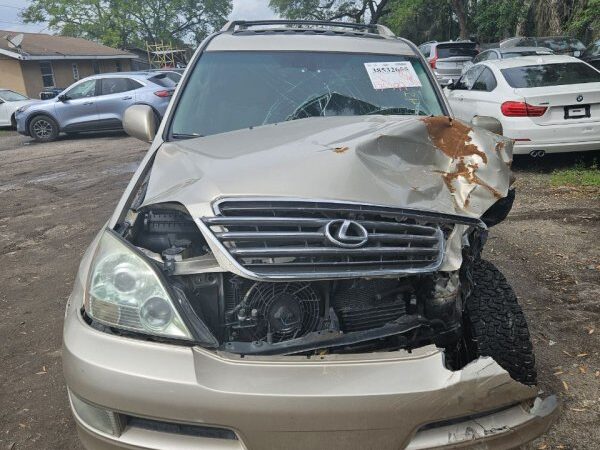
{"left": 201, "top": 200, "right": 450, "bottom": 279}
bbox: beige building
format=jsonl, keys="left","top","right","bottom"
{"left": 0, "top": 30, "right": 136, "bottom": 98}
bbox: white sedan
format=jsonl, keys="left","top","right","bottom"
{"left": 0, "top": 89, "right": 35, "bottom": 128}
{"left": 445, "top": 55, "right": 600, "bottom": 156}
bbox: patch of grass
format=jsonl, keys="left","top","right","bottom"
{"left": 550, "top": 160, "right": 600, "bottom": 187}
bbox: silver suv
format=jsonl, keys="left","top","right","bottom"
{"left": 15, "top": 72, "right": 176, "bottom": 142}
{"left": 418, "top": 40, "right": 479, "bottom": 84}
{"left": 63, "top": 20, "right": 557, "bottom": 450}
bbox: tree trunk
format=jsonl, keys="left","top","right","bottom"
{"left": 515, "top": 0, "right": 533, "bottom": 36}
{"left": 450, "top": 0, "right": 469, "bottom": 39}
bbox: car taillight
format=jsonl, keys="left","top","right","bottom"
{"left": 429, "top": 48, "right": 438, "bottom": 69}
{"left": 501, "top": 101, "right": 547, "bottom": 117}
{"left": 154, "top": 90, "right": 174, "bottom": 98}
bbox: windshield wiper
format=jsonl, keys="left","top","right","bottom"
{"left": 172, "top": 132, "right": 203, "bottom": 140}
{"left": 367, "top": 106, "right": 425, "bottom": 116}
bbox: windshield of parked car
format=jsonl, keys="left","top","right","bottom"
{"left": 584, "top": 40, "right": 600, "bottom": 57}
{"left": 0, "top": 90, "right": 28, "bottom": 101}
{"left": 170, "top": 51, "right": 444, "bottom": 138}
{"left": 538, "top": 38, "right": 586, "bottom": 52}
{"left": 503, "top": 51, "right": 552, "bottom": 58}
{"left": 501, "top": 62, "right": 600, "bottom": 88}
{"left": 149, "top": 73, "right": 178, "bottom": 87}
{"left": 436, "top": 44, "right": 478, "bottom": 58}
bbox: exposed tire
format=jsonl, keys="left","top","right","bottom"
{"left": 464, "top": 259, "right": 537, "bottom": 385}
{"left": 29, "top": 115, "right": 59, "bottom": 142}
{"left": 10, "top": 113, "right": 17, "bottom": 129}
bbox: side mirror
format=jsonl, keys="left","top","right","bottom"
{"left": 472, "top": 116, "right": 503, "bottom": 135}
{"left": 123, "top": 104, "right": 157, "bottom": 143}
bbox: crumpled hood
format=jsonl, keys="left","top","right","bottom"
{"left": 142, "top": 115, "right": 513, "bottom": 220}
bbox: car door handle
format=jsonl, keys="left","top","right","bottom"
{"left": 121, "top": 96, "right": 132, "bottom": 100}
{"left": 83, "top": 101, "right": 94, "bottom": 105}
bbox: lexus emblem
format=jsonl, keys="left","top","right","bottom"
{"left": 576, "top": 95, "right": 583, "bottom": 102}
{"left": 325, "top": 219, "right": 369, "bottom": 248}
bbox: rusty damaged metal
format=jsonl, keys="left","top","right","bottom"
{"left": 141, "top": 115, "right": 513, "bottom": 271}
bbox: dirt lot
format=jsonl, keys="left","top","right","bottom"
{"left": 0, "top": 130, "right": 598, "bottom": 450}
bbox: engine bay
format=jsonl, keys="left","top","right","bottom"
{"left": 115, "top": 204, "right": 471, "bottom": 357}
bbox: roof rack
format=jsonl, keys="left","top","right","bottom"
{"left": 221, "top": 20, "right": 396, "bottom": 38}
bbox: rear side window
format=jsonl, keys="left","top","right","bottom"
{"left": 471, "top": 68, "right": 497, "bottom": 91}
{"left": 472, "top": 51, "right": 487, "bottom": 63}
{"left": 503, "top": 51, "right": 551, "bottom": 59}
{"left": 436, "top": 44, "right": 478, "bottom": 58}
{"left": 501, "top": 62, "right": 600, "bottom": 88}
{"left": 100, "top": 78, "right": 141, "bottom": 95}
{"left": 149, "top": 73, "right": 178, "bottom": 88}
{"left": 454, "top": 65, "right": 484, "bottom": 90}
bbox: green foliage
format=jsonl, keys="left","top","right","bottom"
{"left": 384, "top": 0, "right": 457, "bottom": 43}
{"left": 472, "top": 0, "right": 529, "bottom": 42}
{"left": 21, "top": 0, "right": 232, "bottom": 48}
{"left": 269, "top": 0, "right": 393, "bottom": 23}
{"left": 551, "top": 160, "right": 600, "bottom": 187}
{"left": 567, "top": 0, "right": 600, "bottom": 41}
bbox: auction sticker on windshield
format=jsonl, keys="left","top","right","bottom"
{"left": 364, "top": 62, "right": 422, "bottom": 90}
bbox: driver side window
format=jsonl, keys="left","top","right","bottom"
{"left": 65, "top": 80, "right": 97, "bottom": 100}
{"left": 454, "top": 66, "right": 484, "bottom": 90}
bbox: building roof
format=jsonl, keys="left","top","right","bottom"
{"left": 0, "top": 30, "right": 135, "bottom": 60}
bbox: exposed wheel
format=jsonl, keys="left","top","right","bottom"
{"left": 463, "top": 259, "right": 537, "bottom": 385}
{"left": 29, "top": 115, "right": 59, "bottom": 142}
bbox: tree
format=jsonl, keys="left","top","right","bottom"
{"left": 21, "top": 0, "right": 232, "bottom": 48}
{"left": 448, "top": 0, "right": 469, "bottom": 39}
{"left": 269, "top": 0, "right": 393, "bottom": 24}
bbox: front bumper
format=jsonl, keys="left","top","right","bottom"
{"left": 64, "top": 303, "right": 558, "bottom": 450}
{"left": 14, "top": 111, "right": 29, "bottom": 136}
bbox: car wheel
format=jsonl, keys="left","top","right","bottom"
{"left": 462, "top": 259, "right": 537, "bottom": 385}
{"left": 29, "top": 115, "right": 59, "bottom": 142}
{"left": 10, "top": 114, "right": 16, "bottom": 129}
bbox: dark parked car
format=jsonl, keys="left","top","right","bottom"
{"left": 461, "top": 46, "right": 554, "bottom": 74}
{"left": 39, "top": 87, "right": 65, "bottom": 100}
{"left": 582, "top": 39, "right": 600, "bottom": 70}
{"left": 500, "top": 36, "right": 586, "bottom": 57}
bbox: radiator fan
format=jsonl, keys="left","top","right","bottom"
{"left": 240, "top": 282, "right": 321, "bottom": 343}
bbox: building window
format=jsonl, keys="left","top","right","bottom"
{"left": 93, "top": 61, "right": 100, "bottom": 74}
{"left": 72, "top": 63, "right": 80, "bottom": 80}
{"left": 40, "top": 61, "right": 55, "bottom": 87}
{"left": 116, "top": 60, "right": 122, "bottom": 72}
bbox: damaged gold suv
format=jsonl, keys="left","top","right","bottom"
{"left": 63, "top": 20, "right": 558, "bottom": 450}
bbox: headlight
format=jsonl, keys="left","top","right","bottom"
{"left": 84, "top": 230, "right": 192, "bottom": 339}
{"left": 16, "top": 104, "right": 33, "bottom": 114}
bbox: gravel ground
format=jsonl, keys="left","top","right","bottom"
{"left": 0, "top": 130, "right": 598, "bottom": 450}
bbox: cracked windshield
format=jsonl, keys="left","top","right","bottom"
{"left": 171, "top": 51, "right": 443, "bottom": 137}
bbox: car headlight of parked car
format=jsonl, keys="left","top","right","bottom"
{"left": 16, "top": 104, "right": 33, "bottom": 114}
{"left": 84, "top": 230, "right": 193, "bottom": 339}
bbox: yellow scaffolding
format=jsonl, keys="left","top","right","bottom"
{"left": 146, "top": 42, "right": 187, "bottom": 68}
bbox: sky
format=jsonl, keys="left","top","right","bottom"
{"left": 0, "top": 0, "right": 279, "bottom": 34}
